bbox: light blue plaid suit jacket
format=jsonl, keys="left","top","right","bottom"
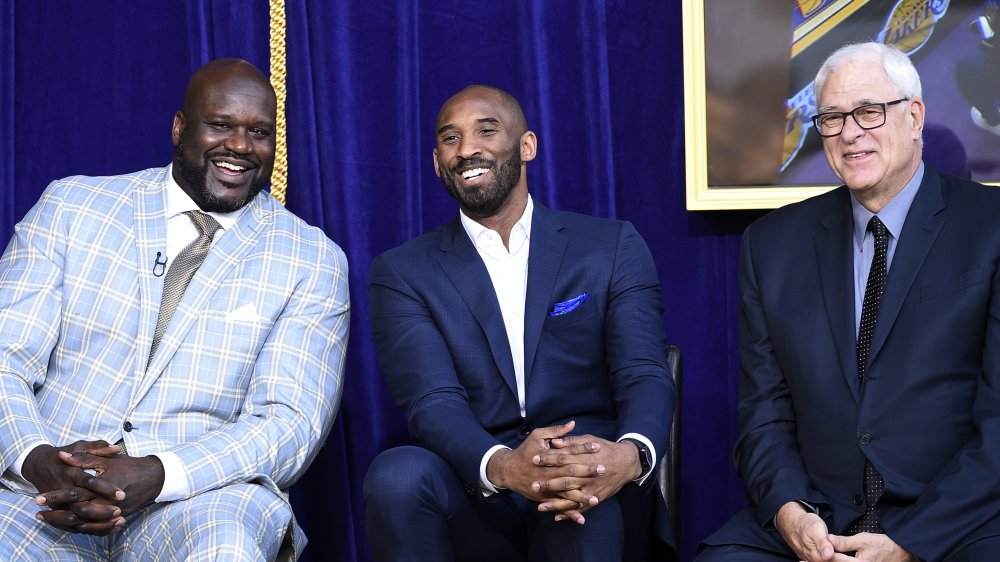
{"left": 0, "top": 166, "right": 350, "bottom": 552}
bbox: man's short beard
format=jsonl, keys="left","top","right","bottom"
{"left": 174, "top": 139, "right": 268, "bottom": 213}
{"left": 441, "top": 148, "right": 522, "bottom": 218}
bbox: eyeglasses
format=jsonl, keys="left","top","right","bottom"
{"left": 811, "top": 98, "right": 908, "bottom": 137}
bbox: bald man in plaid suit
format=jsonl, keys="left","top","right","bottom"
{"left": 0, "top": 59, "right": 349, "bottom": 560}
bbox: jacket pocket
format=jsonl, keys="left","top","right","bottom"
{"left": 920, "top": 266, "right": 983, "bottom": 301}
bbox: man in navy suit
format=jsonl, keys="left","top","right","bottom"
{"left": 364, "top": 85, "right": 676, "bottom": 561}
{"left": 699, "top": 43, "right": 1000, "bottom": 562}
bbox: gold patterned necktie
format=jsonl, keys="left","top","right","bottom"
{"left": 849, "top": 215, "right": 888, "bottom": 535}
{"left": 148, "top": 210, "right": 221, "bottom": 366}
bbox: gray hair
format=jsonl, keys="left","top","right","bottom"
{"left": 813, "top": 42, "right": 922, "bottom": 105}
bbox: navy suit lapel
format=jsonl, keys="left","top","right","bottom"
{"left": 434, "top": 217, "right": 519, "bottom": 397}
{"left": 523, "top": 204, "right": 568, "bottom": 383}
{"left": 868, "top": 169, "right": 946, "bottom": 367}
{"left": 814, "top": 189, "right": 860, "bottom": 401}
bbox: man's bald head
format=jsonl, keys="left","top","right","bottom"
{"left": 435, "top": 84, "right": 528, "bottom": 136}
{"left": 182, "top": 58, "right": 276, "bottom": 117}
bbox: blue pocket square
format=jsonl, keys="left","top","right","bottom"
{"left": 549, "top": 293, "right": 590, "bottom": 317}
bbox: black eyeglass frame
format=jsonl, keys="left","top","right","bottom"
{"left": 810, "top": 98, "right": 909, "bottom": 138}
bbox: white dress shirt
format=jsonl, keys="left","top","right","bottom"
{"left": 463, "top": 198, "right": 531, "bottom": 494}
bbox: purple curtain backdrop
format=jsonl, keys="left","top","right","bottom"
{"left": 2, "top": 1, "right": 761, "bottom": 560}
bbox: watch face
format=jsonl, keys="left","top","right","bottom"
{"left": 626, "top": 438, "right": 652, "bottom": 471}
{"left": 640, "top": 449, "right": 651, "bottom": 470}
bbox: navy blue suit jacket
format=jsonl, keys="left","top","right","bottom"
{"left": 705, "top": 166, "right": 1000, "bottom": 560}
{"left": 369, "top": 202, "right": 675, "bottom": 548}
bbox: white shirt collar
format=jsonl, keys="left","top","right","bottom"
{"left": 459, "top": 195, "right": 534, "bottom": 249}
{"left": 165, "top": 163, "right": 246, "bottom": 232}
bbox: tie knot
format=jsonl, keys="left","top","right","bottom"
{"left": 867, "top": 216, "right": 888, "bottom": 240}
{"left": 184, "top": 210, "right": 222, "bottom": 237}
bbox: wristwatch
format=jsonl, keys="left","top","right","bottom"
{"left": 622, "top": 438, "right": 653, "bottom": 480}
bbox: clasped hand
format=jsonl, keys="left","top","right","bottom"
{"left": 22, "top": 440, "right": 164, "bottom": 536}
{"left": 486, "top": 420, "right": 642, "bottom": 525}
{"left": 775, "top": 501, "right": 917, "bottom": 562}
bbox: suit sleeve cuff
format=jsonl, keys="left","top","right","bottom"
{"left": 771, "top": 500, "right": 819, "bottom": 527}
{"left": 152, "top": 451, "right": 190, "bottom": 503}
{"left": 479, "top": 445, "right": 511, "bottom": 496}
{"left": 619, "top": 432, "right": 657, "bottom": 485}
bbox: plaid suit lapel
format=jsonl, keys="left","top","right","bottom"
{"left": 132, "top": 168, "right": 170, "bottom": 398}
{"left": 139, "top": 190, "right": 271, "bottom": 397}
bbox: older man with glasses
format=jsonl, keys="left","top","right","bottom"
{"left": 698, "top": 42, "right": 1000, "bottom": 562}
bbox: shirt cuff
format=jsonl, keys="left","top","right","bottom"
{"left": 152, "top": 451, "right": 190, "bottom": 503}
{"left": 9, "top": 441, "right": 48, "bottom": 476}
{"left": 618, "top": 432, "right": 657, "bottom": 486}
{"left": 798, "top": 499, "right": 818, "bottom": 513}
{"left": 479, "top": 444, "right": 511, "bottom": 496}
{"left": 4, "top": 441, "right": 50, "bottom": 494}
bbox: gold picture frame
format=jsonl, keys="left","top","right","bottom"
{"left": 683, "top": 0, "right": 836, "bottom": 210}
{"left": 683, "top": 0, "right": 1000, "bottom": 211}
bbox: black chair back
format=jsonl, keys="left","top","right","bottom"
{"left": 658, "top": 344, "right": 681, "bottom": 533}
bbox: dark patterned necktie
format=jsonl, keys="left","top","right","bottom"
{"left": 849, "top": 216, "right": 888, "bottom": 535}
{"left": 148, "top": 210, "right": 221, "bottom": 366}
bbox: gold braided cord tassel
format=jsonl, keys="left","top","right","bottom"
{"left": 269, "top": 0, "right": 288, "bottom": 205}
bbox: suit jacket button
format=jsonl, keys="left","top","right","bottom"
{"left": 123, "top": 421, "right": 133, "bottom": 432}
{"left": 853, "top": 495, "right": 864, "bottom": 506}
{"left": 858, "top": 433, "right": 871, "bottom": 445}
